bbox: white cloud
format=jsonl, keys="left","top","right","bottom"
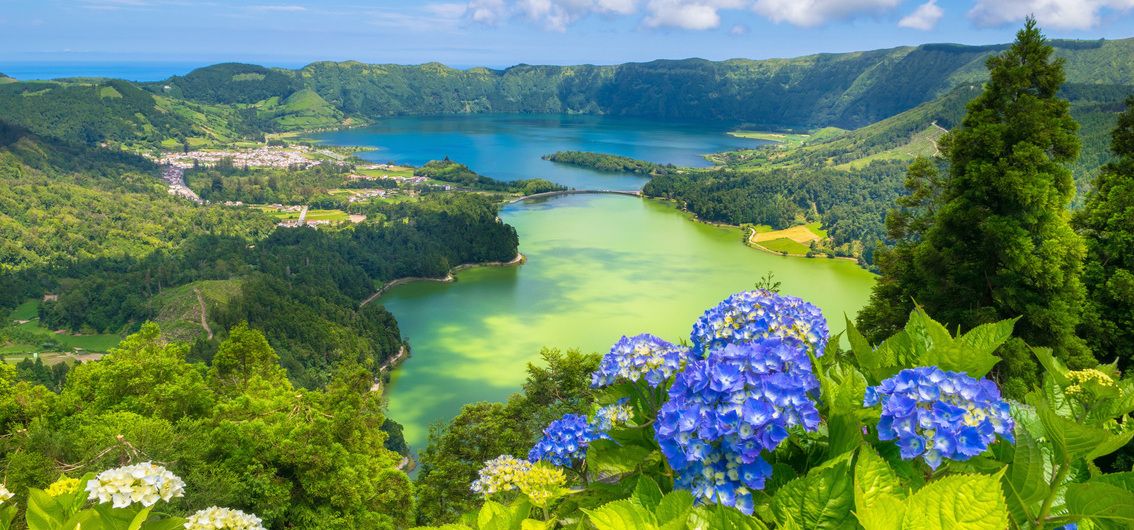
{"left": 730, "top": 22, "right": 749, "bottom": 33}
{"left": 752, "top": 0, "right": 902, "bottom": 27}
{"left": 425, "top": 3, "right": 472, "bottom": 18}
{"left": 643, "top": 0, "right": 746, "bottom": 30}
{"left": 969, "top": 0, "right": 1134, "bottom": 29}
{"left": 453, "top": 0, "right": 642, "bottom": 30}
{"left": 898, "top": 0, "right": 942, "bottom": 30}
{"left": 246, "top": 4, "right": 307, "bottom": 12}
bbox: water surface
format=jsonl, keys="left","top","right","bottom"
{"left": 310, "top": 114, "right": 764, "bottom": 190}
{"left": 382, "top": 194, "right": 877, "bottom": 446}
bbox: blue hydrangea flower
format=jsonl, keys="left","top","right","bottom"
{"left": 690, "top": 291, "right": 829, "bottom": 358}
{"left": 528, "top": 413, "right": 608, "bottom": 467}
{"left": 655, "top": 338, "right": 820, "bottom": 514}
{"left": 591, "top": 334, "right": 689, "bottom": 388}
{"left": 865, "top": 367, "right": 1015, "bottom": 470}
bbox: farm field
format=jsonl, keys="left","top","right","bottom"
{"left": 2, "top": 300, "right": 122, "bottom": 360}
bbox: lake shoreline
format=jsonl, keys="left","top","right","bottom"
{"left": 359, "top": 252, "right": 526, "bottom": 307}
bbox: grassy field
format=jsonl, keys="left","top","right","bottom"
{"left": 148, "top": 279, "right": 242, "bottom": 342}
{"left": 836, "top": 124, "right": 946, "bottom": 170}
{"left": 757, "top": 238, "right": 812, "bottom": 254}
{"left": 357, "top": 165, "right": 415, "bottom": 178}
{"left": 728, "top": 130, "right": 813, "bottom": 148}
{"left": 2, "top": 301, "right": 122, "bottom": 359}
{"left": 305, "top": 209, "right": 349, "bottom": 222}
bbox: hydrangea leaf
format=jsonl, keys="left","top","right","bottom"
{"left": 904, "top": 307, "right": 953, "bottom": 358}
{"left": 771, "top": 453, "right": 856, "bottom": 530}
{"left": 582, "top": 499, "right": 658, "bottom": 530}
{"left": 1094, "top": 471, "right": 1134, "bottom": 492}
{"left": 1002, "top": 429, "right": 1049, "bottom": 526}
{"left": 1031, "top": 347, "right": 1070, "bottom": 386}
{"left": 853, "top": 446, "right": 906, "bottom": 530}
{"left": 654, "top": 490, "right": 694, "bottom": 526}
{"left": 952, "top": 318, "right": 1017, "bottom": 376}
{"left": 1035, "top": 398, "right": 1134, "bottom": 462}
{"left": 586, "top": 439, "right": 653, "bottom": 476}
{"left": 854, "top": 445, "right": 903, "bottom": 504}
{"left": 900, "top": 472, "right": 1009, "bottom": 530}
{"left": 1064, "top": 481, "right": 1134, "bottom": 528}
{"left": 520, "top": 519, "right": 551, "bottom": 530}
{"left": 686, "top": 506, "right": 767, "bottom": 530}
{"left": 845, "top": 316, "right": 896, "bottom": 382}
{"left": 632, "top": 476, "right": 663, "bottom": 511}
{"left": 476, "top": 501, "right": 512, "bottom": 530}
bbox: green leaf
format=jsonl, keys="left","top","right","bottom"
{"left": 1001, "top": 429, "right": 1049, "bottom": 526}
{"left": 1031, "top": 347, "right": 1070, "bottom": 386}
{"left": 520, "top": 520, "right": 550, "bottom": 530}
{"left": 655, "top": 490, "right": 694, "bottom": 525}
{"left": 900, "top": 472, "right": 1009, "bottom": 530}
{"left": 772, "top": 453, "right": 856, "bottom": 530}
{"left": 685, "top": 506, "right": 767, "bottom": 530}
{"left": 126, "top": 506, "right": 153, "bottom": 530}
{"left": 633, "top": 476, "right": 664, "bottom": 511}
{"left": 0, "top": 505, "right": 18, "bottom": 530}
{"left": 587, "top": 440, "right": 654, "bottom": 476}
{"left": 1093, "top": 471, "right": 1134, "bottom": 492}
{"left": 25, "top": 489, "right": 64, "bottom": 530}
{"left": 139, "top": 517, "right": 186, "bottom": 530}
{"left": 1035, "top": 397, "right": 1134, "bottom": 462}
{"left": 583, "top": 499, "right": 658, "bottom": 530}
{"left": 477, "top": 501, "right": 511, "bottom": 530}
{"left": 1065, "top": 481, "right": 1134, "bottom": 527}
{"left": 904, "top": 307, "right": 952, "bottom": 359}
{"left": 845, "top": 316, "right": 890, "bottom": 381}
{"left": 853, "top": 445, "right": 905, "bottom": 530}
{"left": 952, "top": 318, "right": 1016, "bottom": 377}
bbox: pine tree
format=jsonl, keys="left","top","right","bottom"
{"left": 858, "top": 19, "right": 1092, "bottom": 396}
{"left": 1075, "top": 95, "right": 1134, "bottom": 365}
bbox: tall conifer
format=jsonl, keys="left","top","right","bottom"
{"left": 859, "top": 19, "right": 1091, "bottom": 395}
{"left": 1075, "top": 96, "right": 1134, "bottom": 364}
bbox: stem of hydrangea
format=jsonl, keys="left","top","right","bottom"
{"left": 1035, "top": 460, "right": 1071, "bottom": 530}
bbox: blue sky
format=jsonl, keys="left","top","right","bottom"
{"left": 2, "top": 0, "right": 1133, "bottom": 68}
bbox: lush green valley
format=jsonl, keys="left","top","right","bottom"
{"left": 1, "top": 22, "right": 1134, "bottom": 530}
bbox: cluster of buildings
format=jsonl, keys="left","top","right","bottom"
{"left": 348, "top": 189, "right": 387, "bottom": 202}
{"left": 157, "top": 146, "right": 323, "bottom": 170}
{"left": 160, "top": 165, "right": 203, "bottom": 204}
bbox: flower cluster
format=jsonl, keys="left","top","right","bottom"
{"left": 528, "top": 414, "right": 608, "bottom": 467}
{"left": 184, "top": 506, "right": 265, "bottom": 530}
{"left": 470, "top": 455, "right": 532, "bottom": 497}
{"left": 591, "top": 334, "right": 689, "bottom": 388}
{"left": 592, "top": 400, "right": 634, "bottom": 431}
{"left": 690, "top": 291, "right": 828, "bottom": 358}
{"left": 865, "top": 367, "right": 1015, "bottom": 469}
{"left": 0, "top": 484, "right": 11, "bottom": 504}
{"left": 513, "top": 463, "right": 566, "bottom": 508}
{"left": 45, "top": 476, "right": 80, "bottom": 497}
{"left": 655, "top": 338, "right": 821, "bottom": 514}
{"left": 1066, "top": 368, "right": 1118, "bottom": 397}
{"left": 85, "top": 462, "right": 185, "bottom": 508}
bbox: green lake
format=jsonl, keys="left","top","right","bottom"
{"left": 380, "top": 193, "right": 877, "bottom": 447}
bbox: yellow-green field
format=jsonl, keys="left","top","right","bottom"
{"left": 305, "top": 209, "right": 350, "bottom": 222}
{"left": 357, "top": 165, "right": 416, "bottom": 178}
{"left": 749, "top": 222, "right": 826, "bottom": 255}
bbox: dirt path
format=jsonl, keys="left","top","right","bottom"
{"left": 194, "top": 287, "right": 213, "bottom": 340}
{"left": 929, "top": 121, "right": 949, "bottom": 157}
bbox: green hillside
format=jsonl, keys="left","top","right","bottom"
{"left": 147, "top": 279, "right": 243, "bottom": 342}
{"left": 158, "top": 38, "right": 1134, "bottom": 129}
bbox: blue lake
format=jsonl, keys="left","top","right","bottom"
{"left": 309, "top": 114, "right": 767, "bottom": 190}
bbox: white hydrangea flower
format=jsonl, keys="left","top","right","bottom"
{"left": 184, "top": 506, "right": 266, "bottom": 530}
{"left": 0, "top": 484, "right": 13, "bottom": 503}
{"left": 85, "top": 462, "right": 185, "bottom": 508}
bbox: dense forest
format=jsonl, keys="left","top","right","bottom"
{"left": 542, "top": 151, "right": 673, "bottom": 175}
{"left": 415, "top": 159, "right": 565, "bottom": 194}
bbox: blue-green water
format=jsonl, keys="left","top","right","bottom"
{"left": 310, "top": 114, "right": 765, "bottom": 191}
{"left": 311, "top": 115, "right": 875, "bottom": 449}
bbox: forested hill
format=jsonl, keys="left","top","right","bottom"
{"left": 155, "top": 38, "right": 1134, "bottom": 129}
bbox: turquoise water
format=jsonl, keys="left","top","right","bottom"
{"left": 380, "top": 194, "right": 876, "bottom": 447}
{"left": 310, "top": 114, "right": 766, "bottom": 191}
{"left": 311, "top": 115, "right": 875, "bottom": 448}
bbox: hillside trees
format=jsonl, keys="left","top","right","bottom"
{"left": 1075, "top": 95, "right": 1134, "bottom": 365}
{"left": 0, "top": 323, "right": 414, "bottom": 529}
{"left": 858, "top": 19, "right": 1092, "bottom": 396}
